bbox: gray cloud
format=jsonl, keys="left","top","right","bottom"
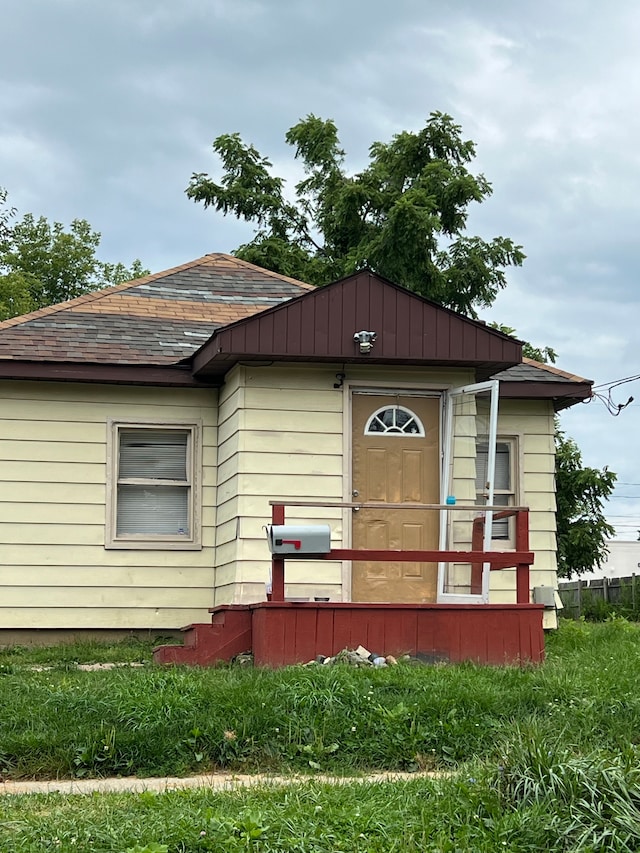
{"left": 2, "top": 0, "right": 640, "bottom": 535}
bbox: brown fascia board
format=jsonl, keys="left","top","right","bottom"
{"left": 192, "top": 354, "right": 519, "bottom": 384}
{"left": 191, "top": 269, "right": 524, "bottom": 376}
{"left": 499, "top": 380, "right": 593, "bottom": 410}
{"left": 0, "top": 360, "right": 217, "bottom": 387}
{"left": 0, "top": 358, "right": 592, "bottom": 410}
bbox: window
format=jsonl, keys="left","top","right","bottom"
{"left": 107, "top": 422, "right": 201, "bottom": 549}
{"left": 475, "top": 439, "right": 517, "bottom": 542}
{"left": 364, "top": 405, "right": 425, "bottom": 436}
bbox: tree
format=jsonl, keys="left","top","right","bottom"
{"left": 0, "top": 204, "right": 148, "bottom": 321}
{"left": 0, "top": 187, "right": 16, "bottom": 241}
{"left": 493, "top": 324, "right": 615, "bottom": 578}
{"left": 0, "top": 272, "right": 38, "bottom": 322}
{"left": 555, "top": 430, "right": 616, "bottom": 578}
{"left": 187, "top": 112, "right": 525, "bottom": 316}
{"left": 490, "top": 323, "right": 558, "bottom": 365}
{"left": 189, "top": 116, "right": 615, "bottom": 577}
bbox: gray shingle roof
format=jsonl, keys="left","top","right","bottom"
{"left": 495, "top": 358, "right": 591, "bottom": 385}
{"left": 0, "top": 254, "right": 311, "bottom": 365}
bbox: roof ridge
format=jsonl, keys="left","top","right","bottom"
{"left": 217, "top": 254, "right": 315, "bottom": 290}
{"left": 0, "top": 255, "right": 216, "bottom": 331}
{"left": 522, "top": 356, "right": 591, "bottom": 384}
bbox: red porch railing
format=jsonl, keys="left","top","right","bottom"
{"left": 269, "top": 501, "right": 533, "bottom": 604}
{"left": 471, "top": 509, "right": 530, "bottom": 601}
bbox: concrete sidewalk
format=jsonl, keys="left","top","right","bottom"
{"left": 0, "top": 770, "right": 438, "bottom": 796}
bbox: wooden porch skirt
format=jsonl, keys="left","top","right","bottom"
{"left": 154, "top": 601, "right": 545, "bottom": 667}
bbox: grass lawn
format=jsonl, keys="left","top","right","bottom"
{"left": 1, "top": 618, "right": 639, "bottom": 780}
{"left": 1, "top": 619, "right": 640, "bottom": 851}
{"left": 2, "top": 749, "right": 640, "bottom": 852}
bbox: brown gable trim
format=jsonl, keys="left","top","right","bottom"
{"left": 0, "top": 361, "right": 216, "bottom": 387}
{"left": 192, "top": 270, "right": 523, "bottom": 377}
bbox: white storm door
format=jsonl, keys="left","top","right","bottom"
{"left": 437, "top": 380, "right": 499, "bottom": 603}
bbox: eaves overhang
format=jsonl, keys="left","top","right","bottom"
{"left": 498, "top": 381, "right": 593, "bottom": 411}
{"left": 495, "top": 358, "right": 594, "bottom": 411}
{"left": 191, "top": 270, "right": 523, "bottom": 380}
{"left": 0, "top": 360, "right": 215, "bottom": 387}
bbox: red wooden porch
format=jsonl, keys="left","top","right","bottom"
{"left": 154, "top": 503, "right": 545, "bottom": 668}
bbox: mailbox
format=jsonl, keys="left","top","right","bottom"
{"left": 266, "top": 524, "right": 331, "bottom": 557}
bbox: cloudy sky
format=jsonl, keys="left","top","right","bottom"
{"left": 3, "top": 0, "right": 640, "bottom": 538}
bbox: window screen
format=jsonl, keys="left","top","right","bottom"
{"left": 116, "top": 428, "right": 191, "bottom": 537}
{"left": 475, "top": 440, "right": 514, "bottom": 541}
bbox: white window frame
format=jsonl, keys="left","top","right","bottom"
{"left": 364, "top": 404, "right": 426, "bottom": 436}
{"left": 106, "top": 419, "right": 202, "bottom": 550}
{"left": 475, "top": 436, "right": 518, "bottom": 548}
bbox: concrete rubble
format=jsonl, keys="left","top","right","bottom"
{"left": 305, "top": 645, "right": 402, "bottom": 667}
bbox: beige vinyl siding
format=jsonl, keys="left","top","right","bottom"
{"left": 214, "top": 365, "right": 345, "bottom": 603}
{"left": 1, "top": 366, "right": 562, "bottom": 628}
{"left": 213, "top": 367, "right": 244, "bottom": 603}
{"left": 0, "top": 381, "right": 217, "bottom": 629}
{"left": 221, "top": 364, "right": 475, "bottom": 604}
{"left": 487, "top": 399, "right": 558, "bottom": 626}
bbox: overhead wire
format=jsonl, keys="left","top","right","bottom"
{"left": 531, "top": 370, "right": 638, "bottom": 414}
{"left": 592, "top": 373, "right": 640, "bottom": 390}
{"left": 580, "top": 372, "right": 640, "bottom": 416}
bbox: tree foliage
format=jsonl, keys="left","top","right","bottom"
{"left": 187, "top": 112, "right": 525, "bottom": 316}
{"left": 0, "top": 187, "right": 16, "bottom": 241}
{"left": 0, "top": 197, "right": 148, "bottom": 321}
{"left": 189, "top": 114, "right": 616, "bottom": 577}
{"left": 555, "top": 430, "right": 616, "bottom": 578}
{"left": 489, "top": 323, "right": 558, "bottom": 364}
{"left": 489, "top": 325, "right": 614, "bottom": 578}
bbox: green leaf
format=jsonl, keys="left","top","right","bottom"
{"left": 187, "top": 112, "right": 524, "bottom": 315}
{"left": 0, "top": 208, "right": 149, "bottom": 319}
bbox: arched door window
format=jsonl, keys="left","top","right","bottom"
{"left": 364, "top": 405, "right": 425, "bottom": 436}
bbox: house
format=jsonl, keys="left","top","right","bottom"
{"left": 574, "top": 539, "right": 640, "bottom": 582}
{"left": 0, "top": 254, "right": 592, "bottom": 656}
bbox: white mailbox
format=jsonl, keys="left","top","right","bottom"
{"left": 266, "top": 524, "right": 332, "bottom": 557}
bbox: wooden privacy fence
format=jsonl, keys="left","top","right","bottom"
{"left": 559, "top": 575, "right": 640, "bottom": 618}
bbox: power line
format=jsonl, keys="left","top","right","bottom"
{"left": 606, "top": 514, "right": 640, "bottom": 518}
{"left": 593, "top": 373, "right": 640, "bottom": 390}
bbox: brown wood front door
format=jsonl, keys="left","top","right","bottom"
{"left": 351, "top": 393, "right": 441, "bottom": 602}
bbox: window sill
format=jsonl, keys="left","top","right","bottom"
{"left": 105, "top": 540, "right": 203, "bottom": 551}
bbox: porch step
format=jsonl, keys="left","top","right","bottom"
{"left": 153, "top": 606, "right": 252, "bottom": 666}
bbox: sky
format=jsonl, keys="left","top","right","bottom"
{"left": 2, "top": 0, "right": 640, "bottom": 539}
